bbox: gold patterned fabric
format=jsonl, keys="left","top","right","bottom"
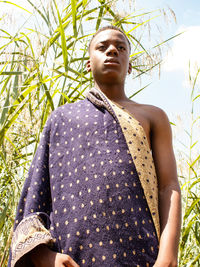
{"left": 11, "top": 214, "right": 53, "bottom": 267}
{"left": 109, "top": 100, "right": 160, "bottom": 239}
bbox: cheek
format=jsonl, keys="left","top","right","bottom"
{"left": 122, "top": 58, "right": 130, "bottom": 72}
{"left": 90, "top": 56, "right": 101, "bottom": 71}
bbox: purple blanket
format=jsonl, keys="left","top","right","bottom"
{"left": 10, "top": 88, "right": 159, "bottom": 267}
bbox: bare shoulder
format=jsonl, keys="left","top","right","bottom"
{"left": 134, "top": 102, "right": 173, "bottom": 144}
{"left": 117, "top": 99, "right": 171, "bottom": 147}
{"left": 141, "top": 103, "right": 170, "bottom": 126}
{"left": 125, "top": 99, "right": 170, "bottom": 128}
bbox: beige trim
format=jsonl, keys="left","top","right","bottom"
{"left": 11, "top": 215, "right": 54, "bottom": 267}
{"left": 110, "top": 101, "right": 160, "bottom": 239}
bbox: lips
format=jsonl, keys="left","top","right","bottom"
{"left": 104, "top": 58, "right": 120, "bottom": 65}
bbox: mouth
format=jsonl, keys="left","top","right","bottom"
{"left": 104, "top": 58, "right": 120, "bottom": 65}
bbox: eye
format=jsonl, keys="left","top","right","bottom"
{"left": 118, "top": 46, "right": 125, "bottom": 51}
{"left": 98, "top": 45, "right": 106, "bottom": 51}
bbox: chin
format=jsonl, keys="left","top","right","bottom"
{"left": 93, "top": 70, "right": 124, "bottom": 84}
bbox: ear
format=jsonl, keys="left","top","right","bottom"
{"left": 128, "top": 61, "right": 132, "bottom": 74}
{"left": 86, "top": 60, "right": 91, "bottom": 72}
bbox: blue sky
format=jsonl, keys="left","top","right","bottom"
{"left": 125, "top": 0, "right": 200, "bottom": 118}
{"left": 115, "top": 0, "right": 200, "bottom": 154}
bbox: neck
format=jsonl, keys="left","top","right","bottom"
{"left": 94, "top": 81, "right": 128, "bottom": 102}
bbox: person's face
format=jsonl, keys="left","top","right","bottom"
{"left": 87, "top": 29, "right": 132, "bottom": 84}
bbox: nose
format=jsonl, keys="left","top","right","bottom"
{"left": 106, "top": 44, "right": 118, "bottom": 56}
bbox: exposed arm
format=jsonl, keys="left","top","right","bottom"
{"left": 151, "top": 108, "right": 181, "bottom": 267}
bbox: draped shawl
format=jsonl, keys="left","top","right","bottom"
{"left": 9, "top": 88, "right": 160, "bottom": 267}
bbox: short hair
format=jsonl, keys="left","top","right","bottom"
{"left": 88, "top": 25, "right": 131, "bottom": 53}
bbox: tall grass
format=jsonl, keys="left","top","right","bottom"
{"left": 178, "top": 67, "right": 200, "bottom": 267}
{"left": 0, "top": 0, "right": 184, "bottom": 265}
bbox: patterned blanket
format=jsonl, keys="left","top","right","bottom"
{"left": 9, "top": 88, "right": 160, "bottom": 267}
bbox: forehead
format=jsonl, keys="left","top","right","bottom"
{"left": 90, "top": 29, "right": 129, "bottom": 48}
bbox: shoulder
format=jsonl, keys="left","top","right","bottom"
{"left": 127, "top": 99, "right": 167, "bottom": 116}
{"left": 146, "top": 104, "right": 169, "bottom": 123}
{"left": 135, "top": 102, "right": 170, "bottom": 128}
{"left": 127, "top": 100, "right": 172, "bottom": 140}
{"left": 139, "top": 104, "right": 173, "bottom": 145}
{"left": 136, "top": 102, "right": 168, "bottom": 117}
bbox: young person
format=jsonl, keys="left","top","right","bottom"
{"left": 9, "top": 26, "right": 181, "bottom": 267}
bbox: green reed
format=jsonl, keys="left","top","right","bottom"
{"left": 178, "top": 66, "right": 200, "bottom": 267}
{"left": 0, "top": 0, "right": 177, "bottom": 265}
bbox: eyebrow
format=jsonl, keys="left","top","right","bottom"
{"left": 95, "top": 40, "right": 127, "bottom": 46}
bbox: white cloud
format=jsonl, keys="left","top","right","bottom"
{"left": 163, "top": 25, "right": 200, "bottom": 85}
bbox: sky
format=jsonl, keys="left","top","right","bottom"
{"left": 129, "top": 0, "right": 200, "bottom": 153}
{"left": 124, "top": 0, "right": 200, "bottom": 116}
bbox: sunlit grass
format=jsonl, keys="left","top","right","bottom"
{"left": 177, "top": 67, "right": 200, "bottom": 267}
{"left": 0, "top": 0, "right": 199, "bottom": 266}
